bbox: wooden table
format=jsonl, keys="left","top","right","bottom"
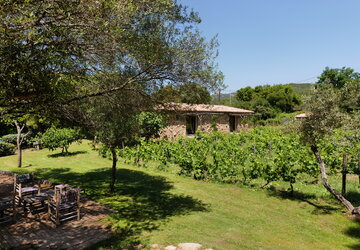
{"left": 22, "top": 193, "right": 48, "bottom": 218}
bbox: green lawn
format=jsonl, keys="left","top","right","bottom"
{"left": 1, "top": 142, "right": 359, "bottom": 249}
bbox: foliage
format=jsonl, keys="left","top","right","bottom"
{"left": 320, "top": 127, "right": 360, "bottom": 175}
{"left": 338, "top": 79, "right": 360, "bottom": 112}
{"left": 317, "top": 67, "right": 360, "bottom": 89}
{"left": 300, "top": 85, "right": 346, "bottom": 146}
{"left": 251, "top": 98, "right": 276, "bottom": 119}
{"left": 1, "top": 0, "right": 224, "bottom": 187}
{"left": 287, "top": 83, "right": 315, "bottom": 96}
{"left": 39, "top": 127, "right": 81, "bottom": 153}
{"left": 299, "top": 81, "right": 360, "bottom": 213}
{"left": 1, "top": 133, "right": 32, "bottom": 148}
{"left": 0, "top": 122, "right": 14, "bottom": 136}
{"left": 155, "top": 83, "right": 212, "bottom": 104}
{"left": 119, "top": 127, "right": 321, "bottom": 190}
{"left": 235, "top": 84, "right": 301, "bottom": 120}
{"left": 0, "top": 142, "right": 16, "bottom": 156}
{"left": 236, "top": 86, "right": 253, "bottom": 102}
{"left": 73, "top": 89, "right": 145, "bottom": 192}
{"left": 2, "top": 134, "right": 20, "bottom": 145}
{"left": 0, "top": 142, "right": 359, "bottom": 249}
{"left": 1, "top": 0, "right": 223, "bottom": 118}
{"left": 139, "top": 112, "right": 167, "bottom": 140}
{"left": 77, "top": 89, "right": 145, "bottom": 149}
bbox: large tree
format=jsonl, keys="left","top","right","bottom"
{"left": 155, "top": 82, "right": 212, "bottom": 104}
{"left": 1, "top": 0, "right": 223, "bottom": 117}
{"left": 235, "top": 84, "right": 301, "bottom": 119}
{"left": 317, "top": 67, "right": 360, "bottom": 89}
{"left": 1, "top": 0, "right": 223, "bottom": 191}
{"left": 300, "top": 85, "right": 360, "bottom": 214}
{"left": 65, "top": 88, "right": 145, "bottom": 193}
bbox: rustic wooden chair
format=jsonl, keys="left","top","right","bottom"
{"left": 48, "top": 187, "right": 81, "bottom": 226}
{"left": 14, "top": 173, "right": 40, "bottom": 205}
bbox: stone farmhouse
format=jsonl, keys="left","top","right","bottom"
{"left": 158, "top": 102, "right": 254, "bottom": 139}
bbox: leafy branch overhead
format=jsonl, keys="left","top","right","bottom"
{"left": 1, "top": 0, "right": 223, "bottom": 117}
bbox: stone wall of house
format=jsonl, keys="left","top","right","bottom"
{"left": 236, "top": 116, "right": 243, "bottom": 131}
{"left": 158, "top": 114, "right": 187, "bottom": 140}
{"left": 197, "top": 114, "right": 230, "bottom": 133}
{"left": 159, "top": 113, "right": 248, "bottom": 140}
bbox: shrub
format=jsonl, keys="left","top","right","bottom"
{"left": 0, "top": 142, "right": 16, "bottom": 156}
{"left": 39, "top": 127, "right": 81, "bottom": 153}
{"left": 139, "top": 112, "right": 167, "bottom": 140}
{"left": 1, "top": 134, "right": 17, "bottom": 144}
{"left": 1, "top": 133, "right": 33, "bottom": 147}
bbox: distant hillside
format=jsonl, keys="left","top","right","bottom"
{"left": 287, "top": 83, "right": 314, "bottom": 96}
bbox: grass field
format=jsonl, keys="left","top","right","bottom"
{"left": 0, "top": 141, "right": 359, "bottom": 249}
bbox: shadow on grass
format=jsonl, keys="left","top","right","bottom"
{"left": 344, "top": 191, "right": 360, "bottom": 249}
{"left": 266, "top": 188, "right": 338, "bottom": 215}
{"left": 33, "top": 167, "right": 209, "bottom": 248}
{"left": 345, "top": 217, "right": 360, "bottom": 249}
{"left": 345, "top": 191, "right": 360, "bottom": 207}
{"left": 47, "top": 150, "right": 88, "bottom": 158}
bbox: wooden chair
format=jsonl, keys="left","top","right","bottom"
{"left": 48, "top": 187, "right": 81, "bottom": 226}
{"left": 14, "top": 173, "right": 40, "bottom": 205}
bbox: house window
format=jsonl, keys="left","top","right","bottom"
{"left": 186, "top": 116, "right": 197, "bottom": 135}
{"left": 229, "top": 115, "right": 236, "bottom": 132}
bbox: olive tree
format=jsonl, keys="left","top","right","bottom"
{"left": 69, "top": 89, "right": 145, "bottom": 193}
{"left": 300, "top": 86, "right": 360, "bottom": 214}
{"left": 1, "top": 0, "right": 223, "bottom": 118}
{"left": 1, "top": 0, "right": 224, "bottom": 191}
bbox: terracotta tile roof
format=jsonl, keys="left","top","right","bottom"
{"left": 159, "top": 102, "right": 254, "bottom": 114}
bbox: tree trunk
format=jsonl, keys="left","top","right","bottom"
{"left": 311, "top": 145, "right": 355, "bottom": 212}
{"left": 14, "top": 121, "right": 25, "bottom": 168}
{"left": 342, "top": 154, "right": 347, "bottom": 196}
{"left": 17, "top": 142, "right": 22, "bottom": 168}
{"left": 109, "top": 147, "right": 118, "bottom": 193}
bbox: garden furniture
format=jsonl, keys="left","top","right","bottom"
{"left": 22, "top": 193, "right": 48, "bottom": 219}
{"left": 14, "top": 173, "right": 40, "bottom": 205}
{"left": 48, "top": 187, "right": 81, "bottom": 226}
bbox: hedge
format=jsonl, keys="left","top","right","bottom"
{"left": 1, "top": 133, "right": 32, "bottom": 147}
{"left": 0, "top": 142, "right": 16, "bottom": 156}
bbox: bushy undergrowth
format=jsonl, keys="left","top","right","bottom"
{"left": 1, "top": 133, "right": 33, "bottom": 148}
{"left": 119, "top": 127, "right": 360, "bottom": 190}
{"left": 0, "top": 142, "right": 16, "bottom": 156}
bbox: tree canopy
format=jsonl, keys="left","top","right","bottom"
{"left": 1, "top": 0, "right": 224, "bottom": 191}
{"left": 235, "top": 84, "right": 301, "bottom": 119}
{"left": 39, "top": 127, "right": 81, "bottom": 153}
{"left": 317, "top": 67, "right": 360, "bottom": 89}
{"left": 1, "top": 0, "right": 223, "bottom": 118}
{"left": 300, "top": 78, "right": 360, "bottom": 214}
{"left": 155, "top": 83, "right": 212, "bottom": 104}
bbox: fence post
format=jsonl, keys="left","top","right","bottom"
{"left": 358, "top": 152, "right": 360, "bottom": 186}
{"left": 342, "top": 154, "right": 347, "bottom": 196}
